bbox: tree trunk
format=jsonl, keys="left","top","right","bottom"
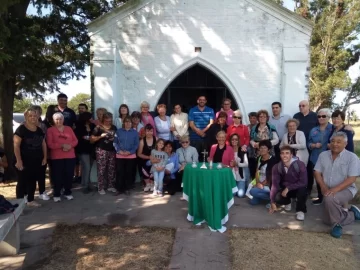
{"left": 0, "top": 79, "right": 16, "bottom": 180}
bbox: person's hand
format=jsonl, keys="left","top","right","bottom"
{"left": 165, "top": 169, "right": 171, "bottom": 175}
{"left": 150, "top": 156, "right": 160, "bottom": 163}
{"left": 269, "top": 203, "right": 277, "bottom": 214}
{"left": 170, "top": 126, "right": 176, "bottom": 132}
{"left": 100, "top": 133, "right": 108, "bottom": 138}
{"left": 281, "top": 188, "right": 289, "bottom": 197}
{"left": 325, "top": 187, "right": 338, "bottom": 196}
{"left": 241, "top": 145, "right": 247, "bottom": 152}
{"left": 119, "top": 150, "right": 125, "bottom": 155}
{"left": 156, "top": 166, "right": 164, "bottom": 172}
{"left": 344, "top": 125, "right": 354, "bottom": 133}
{"left": 321, "top": 185, "right": 330, "bottom": 196}
{"left": 207, "top": 157, "right": 212, "bottom": 162}
{"left": 15, "top": 160, "right": 24, "bottom": 171}
{"left": 256, "top": 183, "right": 264, "bottom": 189}
{"left": 229, "top": 160, "right": 235, "bottom": 167}
{"left": 179, "top": 164, "right": 186, "bottom": 172}
{"left": 315, "top": 143, "right": 322, "bottom": 149}
{"left": 42, "top": 158, "right": 47, "bottom": 166}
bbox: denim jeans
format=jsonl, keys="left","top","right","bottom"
{"left": 249, "top": 186, "right": 270, "bottom": 205}
{"left": 236, "top": 180, "right": 247, "bottom": 198}
{"left": 153, "top": 170, "right": 165, "bottom": 192}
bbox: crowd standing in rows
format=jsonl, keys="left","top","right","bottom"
{"left": 9, "top": 94, "right": 360, "bottom": 238}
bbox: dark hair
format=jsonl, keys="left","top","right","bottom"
{"left": 222, "top": 98, "right": 231, "bottom": 104}
{"left": 248, "top": 112, "right": 257, "bottom": 118}
{"left": 229, "top": 133, "right": 240, "bottom": 147}
{"left": 122, "top": 116, "right": 132, "bottom": 128}
{"left": 101, "top": 112, "right": 113, "bottom": 123}
{"left": 258, "top": 140, "right": 272, "bottom": 150}
{"left": 144, "top": 123, "right": 154, "bottom": 130}
{"left": 257, "top": 109, "right": 269, "bottom": 120}
{"left": 164, "top": 140, "right": 174, "bottom": 152}
{"left": 57, "top": 93, "right": 68, "bottom": 100}
{"left": 131, "top": 111, "right": 141, "bottom": 119}
{"left": 45, "top": 105, "right": 58, "bottom": 125}
{"left": 173, "top": 104, "right": 182, "bottom": 114}
{"left": 78, "top": 111, "right": 92, "bottom": 124}
{"left": 118, "top": 104, "right": 130, "bottom": 118}
{"left": 78, "top": 103, "right": 88, "bottom": 110}
{"left": 331, "top": 110, "right": 345, "bottom": 121}
{"left": 280, "top": 145, "right": 293, "bottom": 153}
{"left": 217, "top": 111, "right": 228, "bottom": 121}
{"left": 271, "top": 102, "right": 282, "bottom": 108}
{"left": 155, "top": 138, "right": 165, "bottom": 150}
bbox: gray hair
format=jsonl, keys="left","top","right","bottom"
{"left": 52, "top": 112, "right": 64, "bottom": 120}
{"left": 318, "top": 108, "right": 331, "bottom": 118}
{"left": 140, "top": 101, "right": 150, "bottom": 109}
{"left": 233, "top": 109, "right": 242, "bottom": 117}
{"left": 180, "top": 135, "right": 190, "bottom": 143}
{"left": 286, "top": 118, "right": 300, "bottom": 128}
{"left": 330, "top": 131, "right": 348, "bottom": 142}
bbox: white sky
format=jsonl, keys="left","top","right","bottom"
{"left": 28, "top": 0, "right": 359, "bottom": 110}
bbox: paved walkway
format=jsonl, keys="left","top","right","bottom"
{"left": 0, "top": 187, "right": 359, "bottom": 269}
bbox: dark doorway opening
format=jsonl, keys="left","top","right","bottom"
{"left": 157, "top": 64, "right": 238, "bottom": 114}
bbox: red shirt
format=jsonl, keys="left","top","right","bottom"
{"left": 226, "top": 124, "right": 250, "bottom": 146}
{"left": 46, "top": 126, "right": 78, "bottom": 159}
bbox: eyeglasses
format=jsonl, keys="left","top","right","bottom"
{"left": 233, "top": 116, "right": 242, "bottom": 119}
{"left": 317, "top": 115, "right": 327, "bottom": 119}
{"left": 181, "top": 141, "right": 189, "bottom": 144}
{"left": 299, "top": 105, "right": 306, "bottom": 108}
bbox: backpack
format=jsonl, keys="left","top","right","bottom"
{"left": 277, "top": 160, "right": 300, "bottom": 176}
{"left": 0, "top": 195, "right": 18, "bottom": 215}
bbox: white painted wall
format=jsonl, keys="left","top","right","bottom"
{"left": 89, "top": 0, "right": 312, "bottom": 122}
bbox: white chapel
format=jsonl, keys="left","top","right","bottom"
{"left": 88, "top": 0, "right": 313, "bottom": 119}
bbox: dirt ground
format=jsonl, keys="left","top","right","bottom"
{"left": 230, "top": 228, "right": 358, "bottom": 270}
{"left": 36, "top": 224, "right": 175, "bottom": 270}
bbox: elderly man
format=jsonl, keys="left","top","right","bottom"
{"left": 293, "top": 100, "right": 318, "bottom": 142}
{"left": 314, "top": 131, "right": 360, "bottom": 238}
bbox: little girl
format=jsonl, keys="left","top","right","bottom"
{"left": 150, "top": 139, "right": 168, "bottom": 197}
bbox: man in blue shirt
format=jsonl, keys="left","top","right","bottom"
{"left": 188, "top": 96, "right": 215, "bottom": 155}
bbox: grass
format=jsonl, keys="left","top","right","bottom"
{"left": 230, "top": 228, "right": 358, "bottom": 270}
{"left": 37, "top": 224, "right": 175, "bottom": 270}
{"left": 351, "top": 121, "right": 360, "bottom": 157}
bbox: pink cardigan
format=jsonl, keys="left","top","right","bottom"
{"left": 46, "top": 126, "right": 78, "bottom": 159}
{"left": 209, "top": 144, "right": 234, "bottom": 166}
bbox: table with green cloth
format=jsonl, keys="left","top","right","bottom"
{"left": 182, "top": 163, "right": 238, "bottom": 232}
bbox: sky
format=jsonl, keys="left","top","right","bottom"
{"left": 28, "top": 0, "right": 360, "bottom": 110}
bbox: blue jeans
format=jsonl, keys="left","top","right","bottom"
{"left": 236, "top": 180, "right": 247, "bottom": 198}
{"left": 249, "top": 186, "right": 270, "bottom": 205}
{"left": 153, "top": 170, "right": 165, "bottom": 192}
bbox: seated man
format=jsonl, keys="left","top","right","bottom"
{"left": 269, "top": 145, "right": 308, "bottom": 221}
{"left": 314, "top": 131, "right": 360, "bottom": 238}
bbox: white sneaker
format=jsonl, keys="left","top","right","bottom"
{"left": 296, "top": 211, "right": 305, "bottom": 221}
{"left": 27, "top": 201, "right": 41, "bottom": 207}
{"left": 53, "top": 197, "right": 61, "bottom": 202}
{"left": 39, "top": 193, "right": 50, "bottom": 201}
{"left": 98, "top": 189, "right": 106, "bottom": 195}
{"left": 107, "top": 188, "right": 117, "bottom": 193}
{"left": 284, "top": 203, "right": 292, "bottom": 211}
{"left": 152, "top": 190, "right": 157, "bottom": 196}
{"left": 150, "top": 184, "right": 154, "bottom": 192}
{"left": 157, "top": 191, "right": 163, "bottom": 197}
{"left": 144, "top": 184, "right": 151, "bottom": 192}
{"left": 265, "top": 203, "right": 271, "bottom": 209}
{"left": 65, "top": 195, "right": 74, "bottom": 200}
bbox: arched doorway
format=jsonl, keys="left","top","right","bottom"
{"left": 157, "top": 64, "right": 238, "bottom": 114}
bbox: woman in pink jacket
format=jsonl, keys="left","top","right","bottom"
{"left": 46, "top": 112, "right": 78, "bottom": 202}
{"left": 208, "top": 131, "right": 235, "bottom": 166}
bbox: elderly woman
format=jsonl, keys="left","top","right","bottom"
{"left": 308, "top": 108, "right": 333, "bottom": 205}
{"left": 140, "top": 101, "right": 156, "bottom": 136}
{"left": 114, "top": 104, "right": 130, "bottom": 129}
{"left": 113, "top": 116, "right": 139, "bottom": 195}
{"left": 90, "top": 112, "right": 117, "bottom": 195}
{"left": 14, "top": 108, "right": 47, "bottom": 207}
{"left": 249, "top": 140, "right": 277, "bottom": 206}
{"left": 131, "top": 111, "right": 144, "bottom": 135}
{"left": 208, "top": 131, "right": 235, "bottom": 166}
{"left": 170, "top": 104, "right": 188, "bottom": 149}
{"left": 75, "top": 112, "right": 95, "bottom": 193}
{"left": 280, "top": 118, "right": 309, "bottom": 166}
{"left": 329, "top": 110, "right": 354, "bottom": 152}
{"left": 226, "top": 110, "right": 250, "bottom": 151}
{"left": 47, "top": 112, "right": 78, "bottom": 202}
{"left": 155, "top": 104, "right": 172, "bottom": 141}
{"left": 249, "top": 110, "right": 279, "bottom": 159}
{"left": 137, "top": 124, "right": 156, "bottom": 192}
{"left": 205, "top": 111, "right": 228, "bottom": 152}
{"left": 93, "top": 107, "right": 107, "bottom": 126}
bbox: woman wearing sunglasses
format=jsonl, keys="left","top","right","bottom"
{"left": 308, "top": 108, "right": 333, "bottom": 205}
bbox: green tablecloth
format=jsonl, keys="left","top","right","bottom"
{"left": 182, "top": 163, "right": 238, "bottom": 232}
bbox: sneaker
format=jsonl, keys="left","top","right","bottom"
{"left": 27, "top": 201, "right": 41, "bottom": 207}
{"left": 296, "top": 211, "right": 305, "bottom": 221}
{"left": 284, "top": 203, "right": 292, "bottom": 211}
{"left": 65, "top": 195, "right": 74, "bottom": 200}
{"left": 152, "top": 190, "right": 157, "bottom": 196}
{"left": 98, "top": 189, "right": 106, "bottom": 195}
{"left": 39, "top": 193, "right": 50, "bottom": 201}
{"left": 350, "top": 205, "right": 360, "bottom": 220}
{"left": 150, "top": 184, "right": 154, "bottom": 192}
{"left": 331, "top": 224, "right": 342, "bottom": 238}
{"left": 144, "top": 184, "right": 151, "bottom": 192}
{"left": 107, "top": 188, "right": 117, "bottom": 193}
{"left": 312, "top": 198, "right": 323, "bottom": 206}
{"left": 265, "top": 203, "right": 271, "bottom": 209}
{"left": 53, "top": 197, "right": 61, "bottom": 202}
{"left": 157, "top": 191, "right": 163, "bottom": 197}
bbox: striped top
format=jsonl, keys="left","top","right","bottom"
{"left": 188, "top": 106, "right": 215, "bottom": 141}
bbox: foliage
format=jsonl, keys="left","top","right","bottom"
{"left": 293, "top": 0, "right": 360, "bottom": 110}
{"left": 13, "top": 98, "right": 33, "bottom": 113}
{"left": 68, "top": 93, "right": 91, "bottom": 114}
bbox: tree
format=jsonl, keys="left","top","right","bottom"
{"left": 0, "top": 1, "right": 128, "bottom": 176}
{"left": 13, "top": 98, "right": 33, "bottom": 113}
{"left": 68, "top": 93, "right": 91, "bottom": 114}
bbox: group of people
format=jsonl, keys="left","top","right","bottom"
{"left": 9, "top": 93, "right": 360, "bottom": 238}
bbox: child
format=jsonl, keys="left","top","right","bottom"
{"left": 150, "top": 139, "right": 168, "bottom": 197}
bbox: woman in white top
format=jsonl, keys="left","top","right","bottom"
{"left": 154, "top": 104, "right": 172, "bottom": 141}
{"left": 280, "top": 118, "right": 309, "bottom": 166}
{"left": 170, "top": 104, "right": 188, "bottom": 149}
{"left": 114, "top": 104, "right": 130, "bottom": 129}
{"left": 229, "top": 133, "right": 248, "bottom": 198}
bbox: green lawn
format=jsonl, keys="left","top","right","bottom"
{"left": 352, "top": 122, "right": 360, "bottom": 157}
